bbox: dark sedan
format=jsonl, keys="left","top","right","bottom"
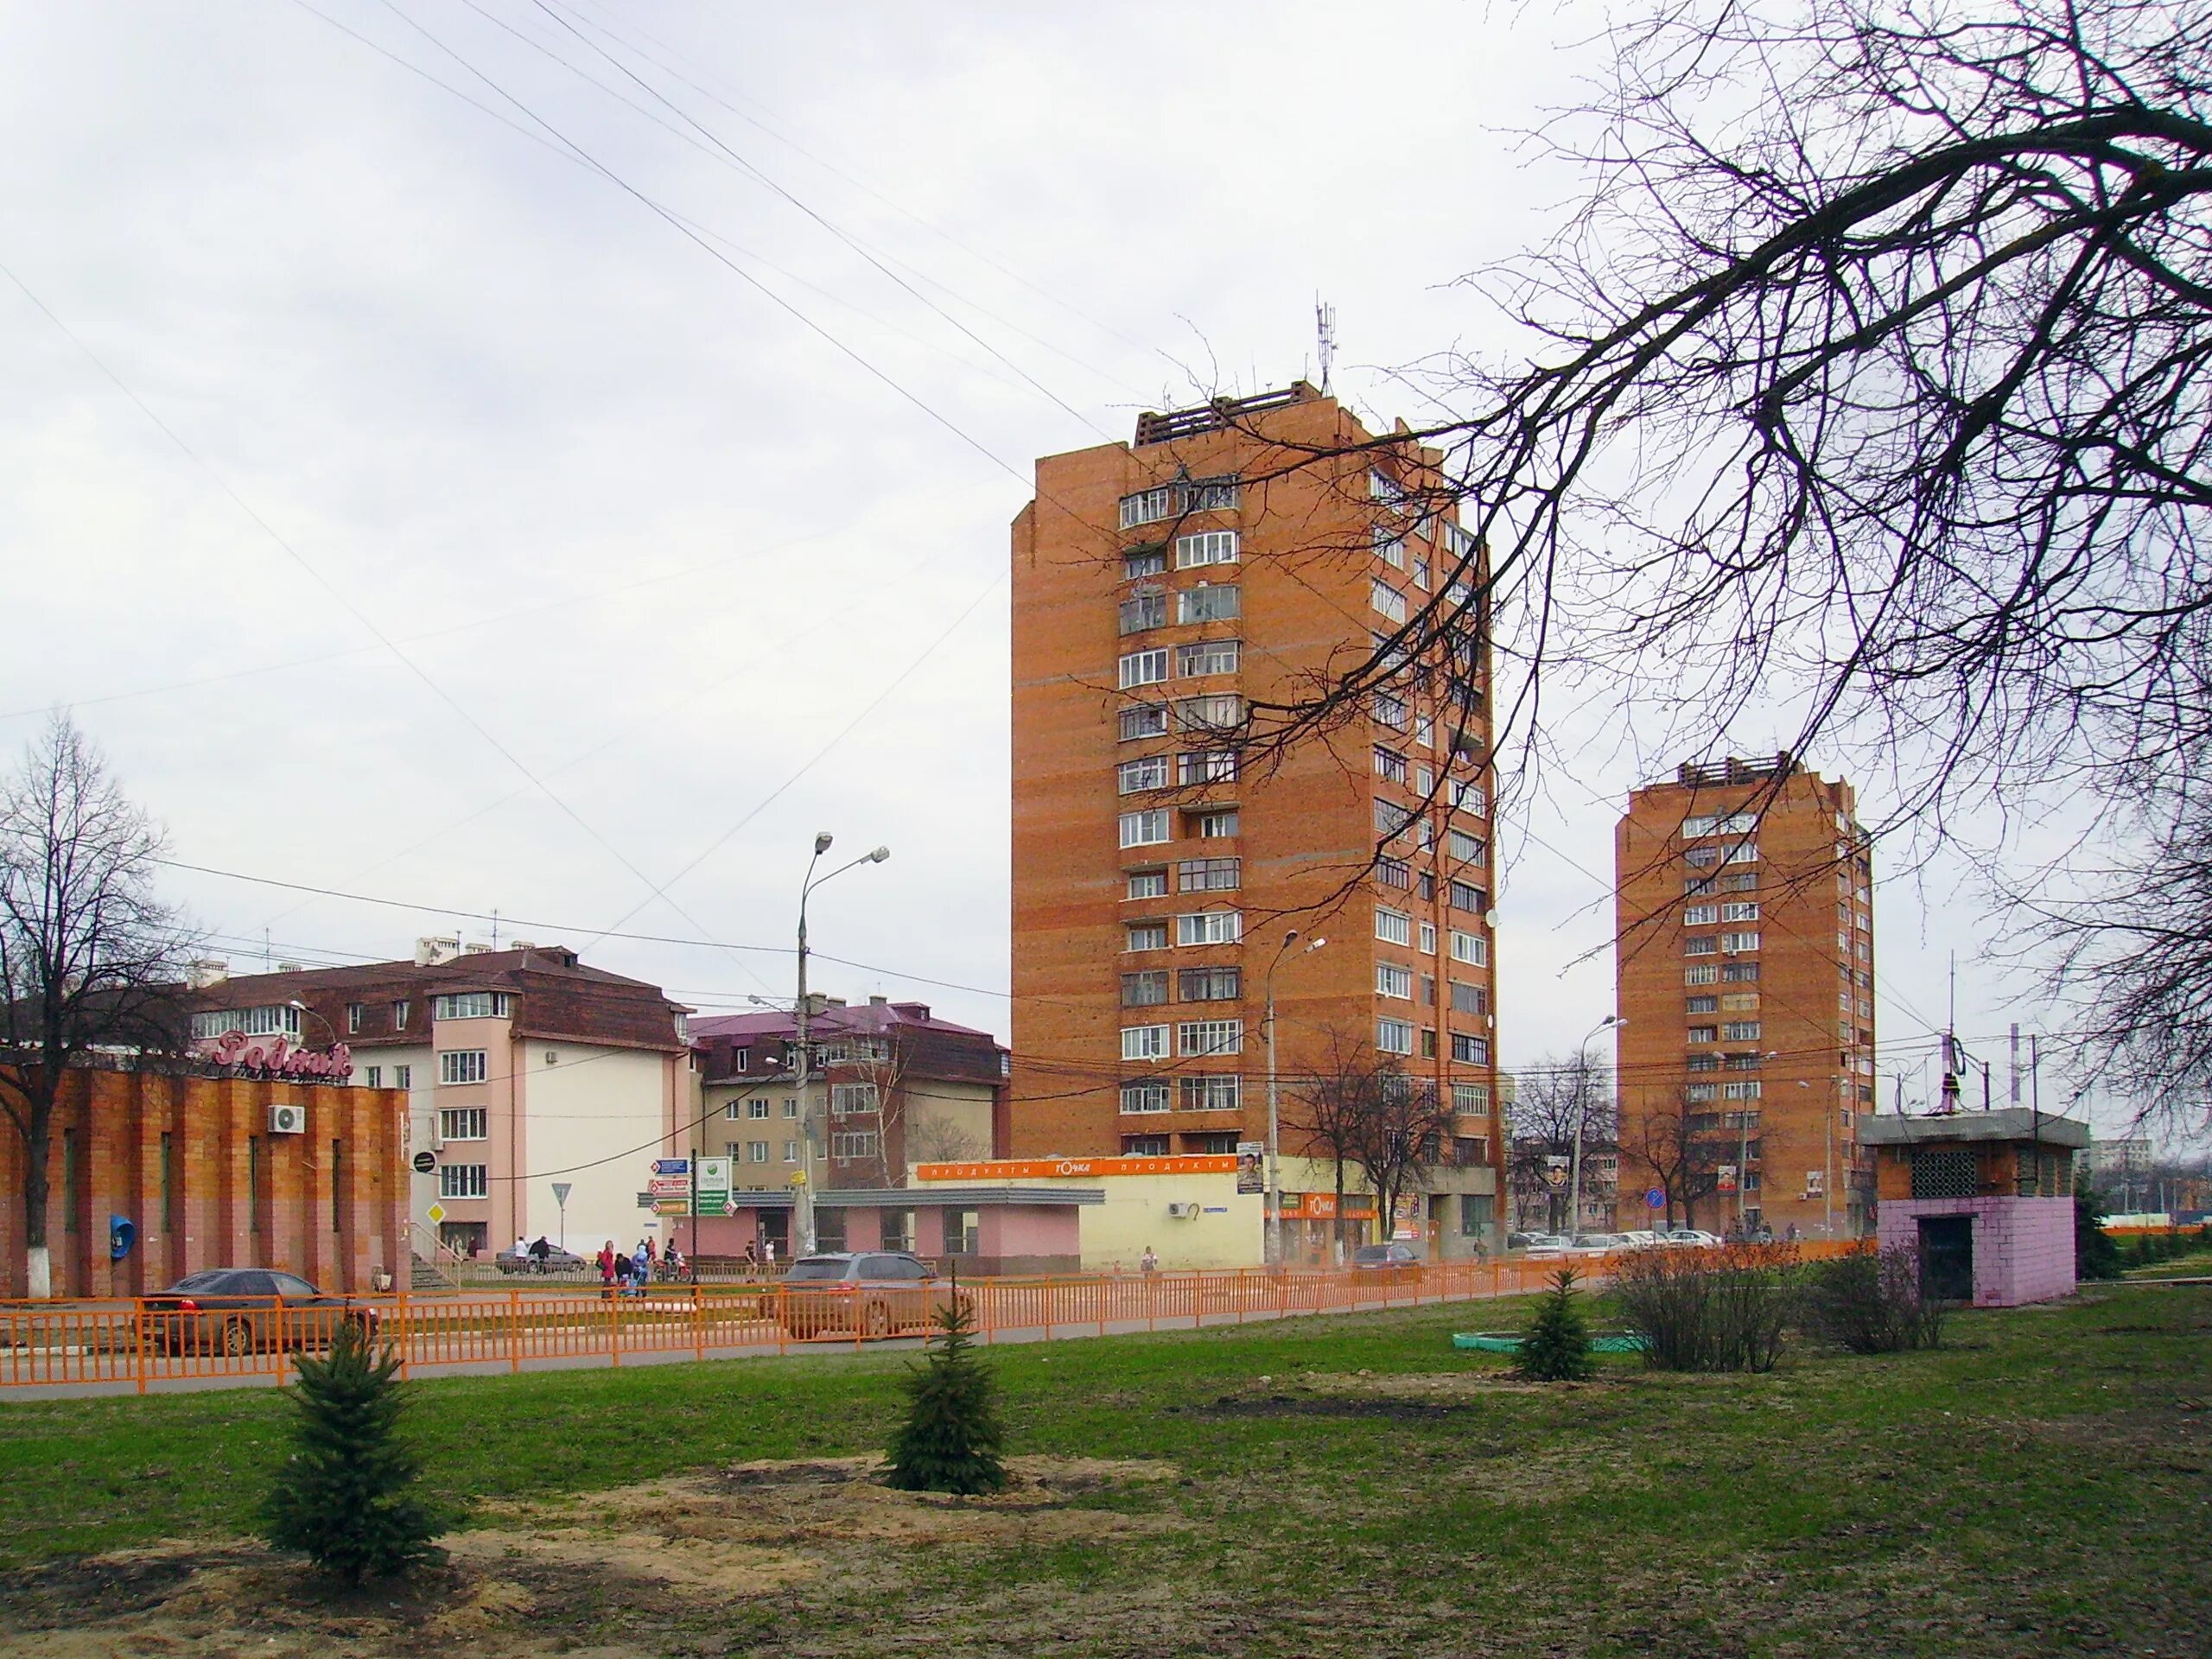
{"left": 141, "top": 1269, "right": 380, "bottom": 1357}
{"left": 1350, "top": 1243, "right": 1422, "bottom": 1270}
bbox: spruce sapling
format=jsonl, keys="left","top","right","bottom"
{"left": 884, "top": 1295, "right": 1007, "bottom": 1495}
{"left": 263, "top": 1315, "right": 444, "bottom": 1584}
{"left": 1516, "top": 1266, "right": 1594, "bottom": 1382}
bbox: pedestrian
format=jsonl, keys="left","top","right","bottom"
{"left": 742, "top": 1241, "right": 760, "bottom": 1273}
{"left": 645, "top": 1235, "right": 659, "bottom": 1267}
{"left": 1140, "top": 1244, "right": 1159, "bottom": 1275}
{"left": 530, "top": 1235, "right": 551, "bottom": 1266}
{"left": 1785, "top": 1222, "right": 1800, "bottom": 1243}
{"left": 597, "top": 1239, "right": 617, "bottom": 1296}
{"left": 631, "top": 1240, "right": 652, "bottom": 1296}
{"left": 513, "top": 1233, "right": 529, "bottom": 1262}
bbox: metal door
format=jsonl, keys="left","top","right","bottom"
{"left": 1917, "top": 1215, "right": 1974, "bottom": 1301}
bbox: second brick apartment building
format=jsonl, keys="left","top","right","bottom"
{"left": 1613, "top": 755, "right": 1878, "bottom": 1236}
{"left": 1010, "top": 384, "right": 1504, "bottom": 1257}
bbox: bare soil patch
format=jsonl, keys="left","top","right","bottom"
{"left": 0, "top": 1454, "right": 1180, "bottom": 1659}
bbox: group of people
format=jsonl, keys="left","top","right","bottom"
{"left": 595, "top": 1236, "right": 685, "bottom": 1294}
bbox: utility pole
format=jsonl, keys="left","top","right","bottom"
{"left": 2010, "top": 1023, "right": 2021, "bottom": 1106}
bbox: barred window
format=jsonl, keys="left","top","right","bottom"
{"left": 1449, "top": 880, "right": 1485, "bottom": 912}
{"left": 1376, "top": 856, "right": 1412, "bottom": 890}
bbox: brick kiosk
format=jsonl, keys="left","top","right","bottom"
{"left": 0, "top": 1056, "right": 408, "bottom": 1299}
{"left": 1860, "top": 1107, "right": 2089, "bottom": 1306}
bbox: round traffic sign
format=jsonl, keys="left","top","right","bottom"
{"left": 412, "top": 1151, "right": 436, "bottom": 1174}
{"left": 1645, "top": 1188, "right": 1666, "bottom": 1210}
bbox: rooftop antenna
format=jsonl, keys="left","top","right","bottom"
{"left": 491, "top": 908, "right": 500, "bottom": 952}
{"left": 1315, "top": 296, "right": 1337, "bottom": 396}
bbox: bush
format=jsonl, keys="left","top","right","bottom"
{"left": 1515, "top": 1268, "right": 1593, "bottom": 1381}
{"left": 1805, "top": 1245, "right": 1945, "bottom": 1353}
{"left": 885, "top": 1297, "right": 1007, "bottom": 1495}
{"left": 2076, "top": 1190, "right": 2125, "bottom": 1281}
{"left": 1610, "top": 1242, "right": 1800, "bottom": 1372}
{"left": 263, "top": 1317, "right": 444, "bottom": 1584}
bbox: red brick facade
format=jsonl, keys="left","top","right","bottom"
{"left": 1612, "top": 757, "right": 1877, "bottom": 1236}
{"left": 0, "top": 1061, "right": 408, "bottom": 1299}
{"left": 1010, "top": 385, "right": 1503, "bottom": 1217}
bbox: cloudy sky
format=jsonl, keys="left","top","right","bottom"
{"left": 0, "top": 2, "right": 2124, "bottom": 1131}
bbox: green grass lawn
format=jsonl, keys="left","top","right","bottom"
{"left": 3, "top": 1281, "right": 2208, "bottom": 1657}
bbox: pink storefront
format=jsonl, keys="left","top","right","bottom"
{"left": 673, "top": 1185, "right": 1096, "bottom": 1276}
{"left": 1861, "top": 1108, "right": 2089, "bottom": 1306}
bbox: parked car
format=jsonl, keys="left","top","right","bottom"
{"left": 1349, "top": 1243, "right": 1422, "bottom": 1271}
{"left": 494, "top": 1245, "right": 588, "bottom": 1274}
{"left": 1662, "top": 1229, "right": 1726, "bottom": 1248}
{"left": 1510, "top": 1233, "right": 1570, "bottom": 1255}
{"left": 140, "top": 1269, "right": 380, "bottom": 1357}
{"left": 1612, "top": 1230, "right": 1667, "bottom": 1249}
{"left": 766, "top": 1252, "right": 969, "bottom": 1339}
{"left": 1563, "top": 1233, "right": 1627, "bottom": 1254}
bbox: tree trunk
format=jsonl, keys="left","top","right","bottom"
{"left": 22, "top": 1113, "right": 52, "bottom": 1300}
{"left": 1332, "top": 1158, "right": 1346, "bottom": 1264}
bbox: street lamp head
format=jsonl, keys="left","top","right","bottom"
{"left": 868, "top": 846, "right": 891, "bottom": 863}
{"left": 287, "top": 999, "right": 308, "bottom": 1011}
{"left": 1283, "top": 928, "right": 1300, "bottom": 947}
{"left": 813, "top": 831, "right": 834, "bottom": 855}
{"left": 1306, "top": 936, "right": 1326, "bottom": 951}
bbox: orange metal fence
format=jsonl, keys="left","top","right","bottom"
{"left": 0, "top": 1243, "right": 1862, "bottom": 1396}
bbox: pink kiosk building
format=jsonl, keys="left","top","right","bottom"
{"left": 1859, "top": 1107, "right": 2088, "bottom": 1306}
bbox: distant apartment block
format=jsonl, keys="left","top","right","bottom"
{"left": 1010, "top": 383, "right": 1503, "bottom": 1257}
{"left": 1614, "top": 755, "right": 1877, "bottom": 1236}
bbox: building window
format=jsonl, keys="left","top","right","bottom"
{"left": 1179, "top": 1020, "right": 1243, "bottom": 1056}
{"left": 1121, "top": 486, "right": 1175, "bottom": 528}
{"left": 365, "top": 1065, "right": 382, "bottom": 1088}
{"left": 1123, "top": 1135, "right": 1170, "bottom": 1156}
{"left": 1722, "top": 1080, "right": 1763, "bottom": 1101}
{"left": 1688, "top": 1026, "right": 1719, "bottom": 1044}
{"left": 1413, "top": 556, "right": 1432, "bottom": 589}
{"left": 346, "top": 1003, "right": 364, "bottom": 1033}
{"left": 439, "top": 1108, "right": 488, "bottom": 1141}
{"left": 1119, "top": 592, "right": 1167, "bottom": 634}
{"left": 1176, "top": 910, "right": 1243, "bottom": 946}
{"left": 1448, "top": 828, "right": 1484, "bottom": 863}
{"left": 1719, "top": 931, "right": 1761, "bottom": 953}
{"left": 1683, "top": 936, "right": 1718, "bottom": 957}
{"left": 392, "top": 1001, "right": 410, "bottom": 1030}
{"left": 1122, "top": 1025, "right": 1169, "bottom": 1061}
{"left": 1688, "top": 1053, "right": 1719, "bottom": 1072}
{"left": 831, "top": 1084, "right": 880, "bottom": 1116}
{"left": 394, "top": 1065, "right": 411, "bottom": 1090}
{"left": 1176, "top": 639, "right": 1241, "bottom": 677}
{"left": 1177, "top": 857, "right": 1240, "bottom": 892}
{"left": 1450, "top": 930, "right": 1487, "bottom": 965}
{"left": 1370, "top": 580, "right": 1408, "bottom": 622}
{"left": 433, "top": 992, "right": 512, "bottom": 1020}
{"left": 1121, "top": 970, "right": 1171, "bottom": 1007}
{"left": 1376, "top": 1018, "right": 1415, "bottom": 1055}
{"left": 1451, "top": 1032, "right": 1490, "bottom": 1065}
{"left": 1119, "top": 703, "right": 1169, "bottom": 742}
{"left": 1122, "top": 545, "right": 1167, "bottom": 579}
{"left": 1126, "top": 922, "right": 1169, "bottom": 951}
{"left": 1180, "top": 1074, "right": 1242, "bottom": 1112}
{"left": 1121, "top": 1080, "right": 1170, "bottom": 1114}
{"left": 1376, "top": 906, "right": 1413, "bottom": 946}
{"left": 1724, "top": 841, "right": 1760, "bottom": 864}
{"left": 1373, "top": 691, "right": 1408, "bottom": 730}
{"left": 740, "top": 1140, "right": 766, "bottom": 1162}
{"left": 1178, "top": 584, "right": 1240, "bottom": 623}
{"left": 1186, "top": 1132, "right": 1240, "bottom": 1154}
{"left": 1688, "top": 995, "right": 1719, "bottom": 1014}
{"left": 1176, "top": 694, "right": 1244, "bottom": 733}
{"left": 1176, "top": 530, "right": 1239, "bottom": 568}
{"left": 1127, "top": 868, "right": 1168, "bottom": 900}
{"left": 1373, "top": 527, "right": 1407, "bottom": 568}
{"left": 190, "top": 1004, "right": 303, "bottom": 1041}
{"left": 1375, "top": 799, "right": 1414, "bottom": 837}
{"left": 1725, "top": 1052, "right": 1764, "bottom": 1071}
{"left": 1453, "top": 1082, "right": 1491, "bottom": 1116}
{"left": 439, "top": 1164, "right": 488, "bottom": 1199}
{"left": 1685, "top": 963, "right": 1719, "bottom": 986}
{"left": 1420, "top": 920, "right": 1439, "bottom": 955}
{"left": 1449, "top": 880, "right": 1485, "bottom": 913}
{"left": 1684, "top": 904, "right": 1719, "bottom": 926}
{"left": 1720, "top": 870, "right": 1758, "bottom": 892}
{"left": 1449, "top": 981, "right": 1487, "bottom": 1015}
{"left": 1178, "top": 749, "right": 1238, "bottom": 785}
{"left": 1374, "top": 747, "right": 1409, "bottom": 784}
{"left": 783, "top": 1097, "right": 801, "bottom": 1118}
{"left": 1376, "top": 963, "right": 1414, "bottom": 999}
{"left": 1376, "top": 856, "right": 1412, "bottom": 890}
{"left": 1119, "top": 649, "right": 1169, "bottom": 689}
{"left": 780, "top": 1139, "right": 799, "bottom": 1162}
{"left": 1195, "top": 810, "right": 1241, "bottom": 838}
{"left": 1721, "top": 1020, "right": 1764, "bottom": 1041}
{"left": 1725, "top": 993, "right": 1761, "bottom": 1013}
{"left": 1720, "top": 901, "right": 1761, "bottom": 923}
{"left": 1451, "top": 779, "right": 1488, "bottom": 817}
{"left": 1682, "top": 811, "right": 1757, "bottom": 838}
{"left": 439, "top": 1050, "right": 489, "bottom": 1085}
{"left": 1179, "top": 966, "right": 1241, "bottom": 1001}
{"left": 1687, "top": 1082, "right": 1718, "bottom": 1102}
{"left": 1120, "top": 809, "right": 1171, "bottom": 848}
{"left": 1118, "top": 755, "right": 1171, "bottom": 793}
{"left": 830, "top": 1132, "right": 880, "bottom": 1160}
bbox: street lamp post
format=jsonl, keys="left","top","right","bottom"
{"left": 1568, "top": 1014, "right": 1626, "bottom": 1240}
{"left": 792, "top": 832, "right": 890, "bottom": 1256}
{"left": 1263, "top": 931, "right": 1325, "bottom": 1268}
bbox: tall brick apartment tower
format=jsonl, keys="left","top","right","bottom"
{"left": 1613, "top": 755, "right": 1877, "bottom": 1238}
{"left": 1010, "top": 384, "right": 1504, "bottom": 1258}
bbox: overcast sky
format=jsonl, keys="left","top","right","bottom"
{"left": 0, "top": 2, "right": 2138, "bottom": 1135}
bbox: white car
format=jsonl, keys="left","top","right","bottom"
{"left": 1612, "top": 1230, "right": 1666, "bottom": 1249}
{"left": 1662, "top": 1229, "right": 1726, "bottom": 1248}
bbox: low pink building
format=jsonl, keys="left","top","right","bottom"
{"left": 1861, "top": 1108, "right": 2088, "bottom": 1306}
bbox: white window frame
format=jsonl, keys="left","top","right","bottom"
{"left": 438, "top": 1164, "right": 488, "bottom": 1199}
{"left": 1120, "top": 486, "right": 1174, "bottom": 528}
{"left": 1176, "top": 910, "right": 1243, "bottom": 946}
{"left": 1121, "top": 1080, "right": 1170, "bottom": 1114}
{"left": 1376, "top": 963, "right": 1414, "bottom": 999}
{"left": 1119, "top": 649, "right": 1169, "bottom": 690}
{"left": 438, "top": 1107, "right": 487, "bottom": 1141}
{"left": 1176, "top": 530, "right": 1240, "bottom": 569}
{"left": 1370, "top": 579, "right": 1408, "bottom": 623}
{"left": 1118, "top": 756, "right": 1170, "bottom": 793}
{"left": 1376, "top": 1017, "right": 1415, "bottom": 1055}
{"left": 1376, "top": 906, "right": 1413, "bottom": 946}
{"left": 1175, "top": 639, "right": 1241, "bottom": 677}
{"left": 1178, "top": 1020, "right": 1243, "bottom": 1057}
{"left": 439, "top": 1049, "right": 489, "bottom": 1085}
{"left": 1449, "top": 930, "right": 1486, "bottom": 965}
{"left": 1119, "top": 809, "right": 1171, "bottom": 848}
{"left": 1176, "top": 585, "right": 1240, "bottom": 624}
{"left": 1121, "top": 1025, "right": 1169, "bottom": 1061}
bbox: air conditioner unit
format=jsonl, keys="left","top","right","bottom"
{"left": 1165, "top": 1201, "right": 1199, "bottom": 1219}
{"left": 267, "top": 1103, "right": 307, "bottom": 1135}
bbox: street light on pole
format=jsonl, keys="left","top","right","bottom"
{"left": 1264, "top": 931, "right": 1325, "bottom": 1268}
{"left": 792, "top": 834, "right": 891, "bottom": 1256}
{"left": 1569, "top": 1014, "right": 1626, "bottom": 1239}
